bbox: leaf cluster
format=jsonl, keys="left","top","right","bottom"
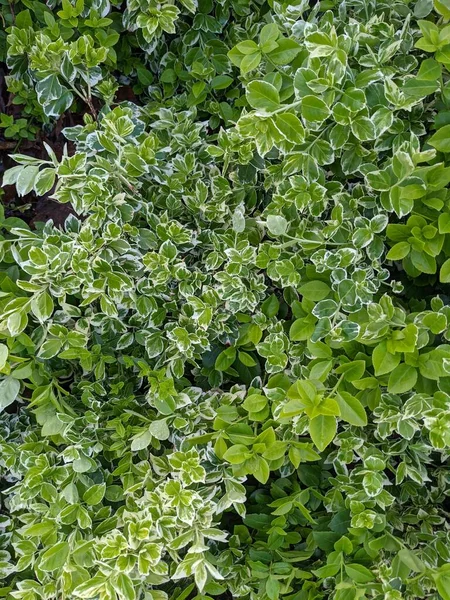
{"left": 2, "top": 1, "right": 450, "bottom": 600}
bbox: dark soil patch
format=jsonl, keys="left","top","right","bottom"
{"left": 0, "top": 67, "right": 80, "bottom": 227}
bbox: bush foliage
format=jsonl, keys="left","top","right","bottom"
{"left": 1, "top": 1, "right": 450, "bottom": 599}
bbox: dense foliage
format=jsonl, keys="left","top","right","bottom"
{"left": 2, "top": 1, "right": 450, "bottom": 599}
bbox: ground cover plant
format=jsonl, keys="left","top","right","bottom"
{"left": 2, "top": 0, "right": 450, "bottom": 599}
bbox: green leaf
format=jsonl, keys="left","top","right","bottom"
{"left": 246, "top": 81, "right": 280, "bottom": 113}
{"left": 372, "top": 342, "right": 401, "bottom": 376}
{"left": 3, "top": 166, "right": 23, "bottom": 187}
{"left": 240, "top": 52, "right": 262, "bottom": 74}
{"left": 289, "top": 316, "right": 316, "bottom": 341}
{"left": 131, "top": 429, "right": 152, "bottom": 451}
{"left": 301, "top": 96, "right": 330, "bottom": 122}
{"left": 16, "top": 166, "right": 39, "bottom": 196}
{"left": 236, "top": 40, "right": 259, "bottom": 54}
{"left": 242, "top": 394, "right": 267, "bottom": 413}
{"left": 0, "top": 377, "right": 20, "bottom": 410}
{"left": 38, "top": 339, "right": 63, "bottom": 359}
{"left": 149, "top": 419, "right": 170, "bottom": 440}
{"left": 266, "top": 214, "right": 288, "bottom": 235}
{"left": 351, "top": 116, "right": 376, "bottom": 141}
{"left": 329, "top": 123, "right": 350, "bottom": 149}
{"left": 73, "top": 576, "right": 107, "bottom": 598}
{"left": 312, "top": 299, "right": 338, "bottom": 318}
{"left": 423, "top": 312, "right": 446, "bottom": 334}
{"left": 259, "top": 23, "right": 279, "bottom": 51}
{"left": 435, "top": 0, "right": 450, "bottom": 19}
{"left": 344, "top": 563, "right": 374, "bottom": 583}
{"left": 309, "top": 415, "right": 336, "bottom": 451}
{"left": 390, "top": 186, "right": 414, "bottom": 218}
{"left": 238, "top": 351, "right": 257, "bottom": 367}
{"left": 15, "top": 9, "right": 33, "bottom": 28}
{"left": 215, "top": 347, "right": 236, "bottom": 371}
{"left": 274, "top": 113, "right": 305, "bottom": 144}
{"left": 252, "top": 455, "right": 270, "bottom": 483}
{"left": 410, "top": 249, "right": 436, "bottom": 274}
{"left": 387, "top": 364, "right": 418, "bottom": 394}
{"left": 0, "top": 344, "right": 8, "bottom": 370}
{"left": 265, "top": 577, "right": 280, "bottom": 600}
{"left": 435, "top": 565, "right": 450, "bottom": 600}
{"left": 40, "top": 541, "right": 70, "bottom": 571}
{"left": 440, "top": 258, "right": 450, "bottom": 282}
{"left": 35, "top": 168, "right": 56, "bottom": 195}
{"left": 113, "top": 574, "right": 136, "bottom": 600}
{"left": 439, "top": 213, "right": 450, "bottom": 234}
{"left": 223, "top": 444, "right": 252, "bottom": 464}
{"left": 23, "top": 521, "right": 55, "bottom": 537}
{"left": 211, "top": 75, "right": 233, "bottom": 90}
{"left": 386, "top": 242, "right": 411, "bottom": 260}
{"left": 299, "top": 280, "right": 331, "bottom": 301}
{"left": 36, "top": 75, "right": 73, "bottom": 117}
{"left": 267, "top": 38, "right": 301, "bottom": 65}
{"left": 428, "top": 124, "right": 450, "bottom": 152}
{"left": 226, "top": 424, "right": 255, "bottom": 446}
{"left": 335, "top": 360, "right": 366, "bottom": 381}
{"left": 261, "top": 294, "right": 280, "bottom": 317}
{"left": 336, "top": 392, "right": 367, "bottom": 427}
{"left": 366, "top": 169, "right": 392, "bottom": 191}
{"left": 398, "top": 549, "right": 426, "bottom": 573}
{"left": 83, "top": 483, "right": 106, "bottom": 505}
{"left": 31, "top": 291, "right": 54, "bottom": 322}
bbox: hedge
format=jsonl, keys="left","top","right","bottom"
{"left": 1, "top": 1, "right": 450, "bottom": 600}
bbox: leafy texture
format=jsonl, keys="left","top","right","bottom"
{"left": 1, "top": 1, "right": 450, "bottom": 600}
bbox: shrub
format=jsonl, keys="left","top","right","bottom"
{"left": 1, "top": 1, "right": 450, "bottom": 600}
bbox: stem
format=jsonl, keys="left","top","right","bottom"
{"left": 67, "top": 82, "right": 88, "bottom": 103}
{"left": 53, "top": 379, "right": 70, "bottom": 396}
{"left": 67, "top": 82, "right": 97, "bottom": 119}
{"left": 118, "top": 172, "right": 138, "bottom": 193}
{"left": 406, "top": 573, "right": 424, "bottom": 584}
{"left": 265, "top": 55, "right": 288, "bottom": 77}
{"left": 277, "top": 236, "right": 347, "bottom": 249}
{"left": 86, "top": 70, "right": 97, "bottom": 119}
{"left": 86, "top": 97, "right": 97, "bottom": 119}
{"left": 305, "top": 124, "right": 332, "bottom": 152}
{"left": 271, "top": 99, "right": 303, "bottom": 115}
{"left": 364, "top": 0, "right": 369, "bottom": 22}
{"left": 330, "top": 374, "right": 345, "bottom": 396}
{"left": 52, "top": 380, "right": 77, "bottom": 416}
{"left": 8, "top": 0, "right": 15, "bottom": 22}
{"left": 124, "top": 409, "right": 152, "bottom": 423}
